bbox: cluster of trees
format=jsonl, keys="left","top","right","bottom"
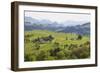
{"left": 32, "top": 35, "right": 54, "bottom": 44}
{"left": 25, "top": 34, "right": 82, "bottom": 43}
{"left": 66, "top": 34, "right": 82, "bottom": 40}
{"left": 24, "top": 40, "right": 90, "bottom": 61}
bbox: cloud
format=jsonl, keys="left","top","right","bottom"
{"left": 25, "top": 11, "right": 90, "bottom": 24}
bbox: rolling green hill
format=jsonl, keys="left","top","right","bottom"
{"left": 24, "top": 30, "right": 90, "bottom": 61}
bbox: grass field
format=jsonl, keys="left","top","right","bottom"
{"left": 24, "top": 30, "right": 90, "bottom": 61}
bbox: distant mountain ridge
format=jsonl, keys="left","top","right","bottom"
{"left": 24, "top": 17, "right": 90, "bottom": 35}
{"left": 58, "top": 22, "right": 90, "bottom": 35}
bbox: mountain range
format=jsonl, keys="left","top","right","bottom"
{"left": 24, "top": 17, "right": 90, "bottom": 35}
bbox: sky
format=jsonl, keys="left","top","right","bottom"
{"left": 25, "top": 11, "right": 90, "bottom": 25}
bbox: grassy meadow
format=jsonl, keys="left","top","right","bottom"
{"left": 24, "top": 30, "right": 90, "bottom": 61}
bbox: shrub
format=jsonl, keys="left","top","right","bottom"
{"left": 24, "top": 53, "right": 36, "bottom": 61}
{"left": 66, "top": 36, "right": 68, "bottom": 40}
{"left": 64, "top": 44, "right": 68, "bottom": 49}
{"left": 36, "top": 50, "right": 49, "bottom": 61}
{"left": 34, "top": 43, "right": 40, "bottom": 50}
{"left": 56, "top": 51, "right": 66, "bottom": 59}
{"left": 77, "top": 34, "right": 82, "bottom": 40}
{"left": 50, "top": 47, "right": 61, "bottom": 56}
